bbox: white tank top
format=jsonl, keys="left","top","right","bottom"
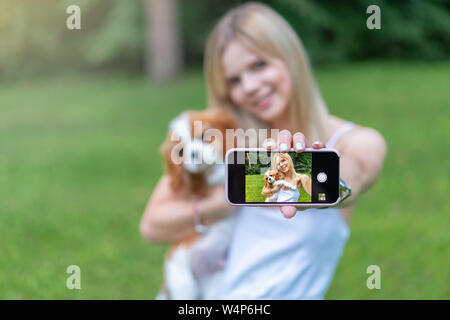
{"left": 217, "top": 122, "right": 354, "bottom": 300}
{"left": 276, "top": 185, "right": 300, "bottom": 202}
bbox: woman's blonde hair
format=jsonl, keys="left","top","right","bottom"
{"left": 204, "top": 2, "right": 330, "bottom": 145}
{"left": 271, "top": 153, "right": 296, "bottom": 180}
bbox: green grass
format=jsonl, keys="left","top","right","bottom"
{"left": 0, "top": 61, "right": 449, "bottom": 299}
{"left": 245, "top": 174, "right": 311, "bottom": 202}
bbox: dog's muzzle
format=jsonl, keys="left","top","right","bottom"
{"left": 183, "top": 139, "right": 218, "bottom": 174}
{"left": 169, "top": 112, "right": 222, "bottom": 174}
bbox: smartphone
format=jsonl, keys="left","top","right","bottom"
{"left": 225, "top": 148, "right": 340, "bottom": 207}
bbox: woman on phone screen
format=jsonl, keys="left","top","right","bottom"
{"left": 140, "top": 2, "right": 386, "bottom": 299}
{"left": 271, "top": 152, "right": 311, "bottom": 203}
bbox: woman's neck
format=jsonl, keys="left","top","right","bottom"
{"left": 283, "top": 169, "right": 296, "bottom": 181}
{"left": 268, "top": 108, "right": 296, "bottom": 133}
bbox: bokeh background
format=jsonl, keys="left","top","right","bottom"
{"left": 0, "top": 0, "right": 449, "bottom": 299}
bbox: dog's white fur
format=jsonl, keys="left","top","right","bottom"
{"left": 262, "top": 170, "right": 296, "bottom": 202}
{"left": 157, "top": 111, "right": 237, "bottom": 300}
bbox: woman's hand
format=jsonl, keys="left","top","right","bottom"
{"left": 264, "top": 129, "right": 326, "bottom": 219}
{"left": 200, "top": 184, "right": 237, "bottom": 225}
{"left": 140, "top": 176, "right": 236, "bottom": 243}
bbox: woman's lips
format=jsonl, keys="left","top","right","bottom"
{"left": 255, "top": 91, "right": 274, "bottom": 110}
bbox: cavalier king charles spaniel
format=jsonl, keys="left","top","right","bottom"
{"left": 157, "top": 109, "right": 238, "bottom": 300}
{"left": 261, "top": 169, "right": 297, "bottom": 202}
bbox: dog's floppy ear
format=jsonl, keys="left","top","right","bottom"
{"left": 209, "top": 109, "right": 238, "bottom": 130}
{"left": 160, "top": 129, "right": 209, "bottom": 197}
{"left": 189, "top": 173, "right": 208, "bottom": 197}
{"left": 261, "top": 174, "right": 271, "bottom": 196}
{"left": 160, "top": 130, "right": 186, "bottom": 193}
{"left": 263, "top": 174, "right": 269, "bottom": 188}
{"left": 208, "top": 109, "right": 238, "bottom": 156}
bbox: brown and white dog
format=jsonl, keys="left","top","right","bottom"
{"left": 261, "top": 169, "right": 297, "bottom": 202}
{"left": 157, "top": 109, "right": 238, "bottom": 300}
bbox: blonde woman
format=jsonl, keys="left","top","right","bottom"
{"left": 271, "top": 153, "right": 311, "bottom": 202}
{"left": 141, "top": 2, "right": 386, "bottom": 299}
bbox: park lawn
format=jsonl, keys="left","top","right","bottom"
{"left": 246, "top": 174, "right": 311, "bottom": 203}
{"left": 0, "top": 61, "right": 449, "bottom": 299}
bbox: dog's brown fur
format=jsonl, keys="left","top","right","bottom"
{"left": 160, "top": 109, "right": 237, "bottom": 198}
{"left": 261, "top": 170, "right": 286, "bottom": 201}
{"left": 158, "top": 109, "right": 237, "bottom": 299}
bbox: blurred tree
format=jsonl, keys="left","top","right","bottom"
{"left": 292, "top": 152, "right": 311, "bottom": 174}
{"left": 0, "top": 0, "right": 448, "bottom": 81}
{"left": 145, "top": 0, "right": 182, "bottom": 82}
{"left": 84, "top": 0, "right": 144, "bottom": 70}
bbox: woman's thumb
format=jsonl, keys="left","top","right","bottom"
{"left": 280, "top": 206, "right": 297, "bottom": 218}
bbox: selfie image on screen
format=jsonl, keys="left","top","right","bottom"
{"left": 245, "top": 152, "right": 312, "bottom": 203}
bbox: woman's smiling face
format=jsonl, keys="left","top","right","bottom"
{"left": 277, "top": 156, "right": 290, "bottom": 173}
{"left": 222, "top": 40, "right": 292, "bottom": 124}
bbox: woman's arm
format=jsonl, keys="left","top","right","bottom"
{"left": 140, "top": 175, "right": 235, "bottom": 243}
{"left": 269, "top": 128, "right": 386, "bottom": 218}
{"left": 262, "top": 184, "right": 282, "bottom": 196}
{"left": 296, "top": 174, "right": 312, "bottom": 196}
{"left": 337, "top": 127, "right": 387, "bottom": 208}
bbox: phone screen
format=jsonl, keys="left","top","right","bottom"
{"left": 227, "top": 150, "right": 339, "bottom": 205}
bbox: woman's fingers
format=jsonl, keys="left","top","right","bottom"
{"left": 277, "top": 130, "right": 292, "bottom": 152}
{"left": 269, "top": 131, "right": 316, "bottom": 218}
{"left": 263, "top": 138, "right": 276, "bottom": 150}
{"left": 293, "top": 132, "right": 306, "bottom": 153}
{"left": 280, "top": 205, "right": 313, "bottom": 218}
{"left": 267, "top": 131, "right": 309, "bottom": 152}
{"left": 312, "top": 140, "right": 326, "bottom": 149}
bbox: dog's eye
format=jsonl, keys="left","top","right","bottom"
{"left": 200, "top": 132, "right": 213, "bottom": 142}
{"left": 194, "top": 132, "right": 205, "bottom": 141}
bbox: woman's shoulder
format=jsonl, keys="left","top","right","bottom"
{"left": 294, "top": 172, "right": 308, "bottom": 182}
{"left": 328, "top": 115, "right": 385, "bottom": 152}
{"left": 295, "top": 172, "right": 307, "bottom": 177}
{"left": 328, "top": 115, "right": 387, "bottom": 177}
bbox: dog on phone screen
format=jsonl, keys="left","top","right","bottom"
{"left": 157, "top": 108, "right": 238, "bottom": 300}
{"left": 261, "top": 169, "right": 296, "bottom": 202}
